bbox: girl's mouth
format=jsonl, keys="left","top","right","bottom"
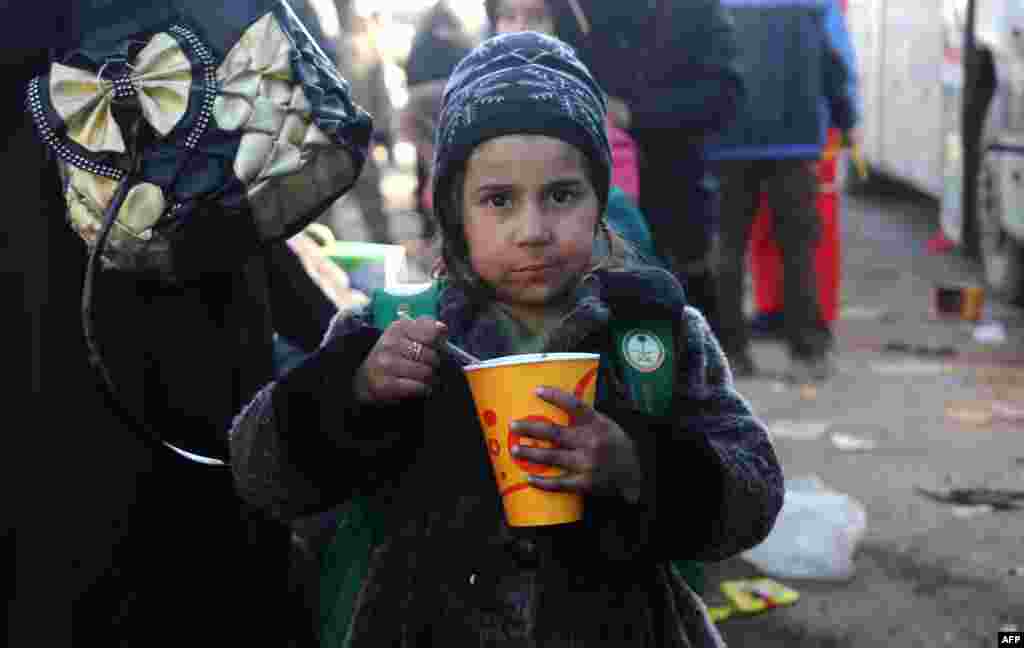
{"left": 513, "top": 262, "right": 558, "bottom": 273}
{"left": 512, "top": 263, "right": 560, "bottom": 283}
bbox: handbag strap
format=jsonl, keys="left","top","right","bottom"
{"left": 81, "top": 170, "right": 227, "bottom": 466}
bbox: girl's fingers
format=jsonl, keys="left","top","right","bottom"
{"left": 373, "top": 376, "right": 433, "bottom": 402}
{"left": 379, "top": 335, "right": 441, "bottom": 369}
{"left": 383, "top": 322, "right": 446, "bottom": 367}
{"left": 535, "top": 386, "right": 594, "bottom": 424}
{"left": 512, "top": 445, "right": 592, "bottom": 474}
{"left": 391, "top": 316, "right": 449, "bottom": 345}
{"left": 526, "top": 472, "right": 593, "bottom": 494}
{"left": 406, "top": 317, "right": 449, "bottom": 347}
{"left": 374, "top": 354, "right": 437, "bottom": 385}
{"left": 511, "top": 417, "right": 586, "bottom": 450}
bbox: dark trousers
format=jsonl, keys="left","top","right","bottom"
{"left": 641, "top": 172, "right": 722, "bottom": 338}
{"left": 714, "top": 158, "right": 832, "bottom": 358}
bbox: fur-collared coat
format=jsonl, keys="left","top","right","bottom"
{"left": 230, "top": 266, "right": 783, "bottom": 647}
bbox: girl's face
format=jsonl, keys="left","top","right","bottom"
{"left": 461, "top": 135, "right": 599, "bottom": 325}
{"left": 494, "top": 0, "right": 555, "bottom": 35}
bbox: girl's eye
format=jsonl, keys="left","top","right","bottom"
{"left": 549, "top": 188, "right": 580, "bottom": 205}
{"left": 483, "top": 193, "right": 512, "bottom": 209}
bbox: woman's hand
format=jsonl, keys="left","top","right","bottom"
{"left": 354, "top": 317, "right": 447, "bottom": 404}
{"left": 510, "top": 387, "right": 645, "bottom": 503}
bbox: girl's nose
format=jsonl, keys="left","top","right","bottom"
{"left": 514, "top": 206, "right": 552, "bottom": 246}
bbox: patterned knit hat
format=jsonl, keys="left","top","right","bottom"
{"left": 431, "top": 32, "right": 611, "bottom": 289}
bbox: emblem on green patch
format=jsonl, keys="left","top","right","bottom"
{"left": 621, "top": 329, "right": 666, "bottom": 373}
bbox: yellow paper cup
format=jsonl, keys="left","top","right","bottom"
{"left": 463, "top": 353, "right": 600, "bottom": 527}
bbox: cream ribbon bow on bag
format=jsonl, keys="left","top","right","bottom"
{"left": 49, "top": 32, "right": 192, "bottom": 154}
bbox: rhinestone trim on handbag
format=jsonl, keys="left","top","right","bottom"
{"left": 111, "top": 73, "right": 137, "bottom": 100}
{"left": 168, "top": 24, "right": 217, "bottom": 151}
{"left": 26, "top": 77, "right": 125, "bottom": 180}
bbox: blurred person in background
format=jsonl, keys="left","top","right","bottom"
{"left": 292, "top": 0, "right": 340, "bottom": 60}
{"left": 706, "top": 0, "right": 859, "bottom": 382}
{"left": 334, "top": 2, "right": 395, "bottom": 243}
{"left": 550, "top": 0, "right": 744, "bottom": 337}
{"left": 399, "top": 1, "right": 475, "bottom": 240}
{"left": 488, "top": 0, "right": 555, "bottom": 34}
{"left": 294, "top": 0, "right": 394, "bottom": 244}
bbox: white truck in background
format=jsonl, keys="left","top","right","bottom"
{"left": 847, "top": 0, "right": 1024, "bottom": 303}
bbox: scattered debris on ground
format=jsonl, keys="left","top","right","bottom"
{"left": 840, "top": 305, "right": 889, "bottom": 320}
{"left": 743, "top": 476, "right": 868, "bottom": 581}
{"left": 945, "top": 400, "right": 995, "bottom": 426}
{"left": 914, "top": 487, "right": 1024, "bottom": 511}
{"left": 882, "top": 341, "right": 957, "bottom": 358}
{"left": 992, "top": 401, "right": 1024, "bottom": 422}
{"left": 973, "top": 321, "right": 1008, "bottom": 346}
{"left": 944, "top": 399, "right": 1024, "bottom": 426}
{"left": 769, "top": 421, "right": 831, "bottom": 441}
{"left": 932, "top": 283, "right": 986, "bottom": 321}
{"left": 871, "top": 360, "right": 951, "bottom": 376}
{"left": 950, "top": 505, "right": 996, "bottom": 519}
{"left": 830, "top": 432, "right": 879, "bottom": 452}
{"left": 719, "top": 578, "right": 801, "bottom": 615}
{"left": 976, "top": 366, "right": 1024, "bottom": 387}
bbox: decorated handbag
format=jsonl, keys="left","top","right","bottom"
{"left": 27, "top": 0, "right": 372, "bottom": 277}
{"left": 24, "top": 0, "right": 372, "bottom": 457}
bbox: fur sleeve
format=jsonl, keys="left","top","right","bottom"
{"left": 229, "top": 306, "right": 420, "bottom": 521}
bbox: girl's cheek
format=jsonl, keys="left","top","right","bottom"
{"left": 569, "top": 231, "right": 598, "bottom": 259}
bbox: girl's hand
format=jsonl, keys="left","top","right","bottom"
{"left": 510, "top": 387, "right": 645, "bottom": 503}
{"left": 354, "top": 317, "right": 447, "bottom": 404}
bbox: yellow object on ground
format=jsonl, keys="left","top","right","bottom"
{"left": 719, "top": 578, "right": 800, "bottom": 615}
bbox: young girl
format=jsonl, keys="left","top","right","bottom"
{"left": 230, "top": 32, "right": 782, "bottom": 647}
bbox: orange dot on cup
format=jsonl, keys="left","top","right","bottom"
{"left": 483, "top": 410, "right": 497, "bottom": 426}
{"left": 488, "top": 438, "right": 500, "bottom": 456}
